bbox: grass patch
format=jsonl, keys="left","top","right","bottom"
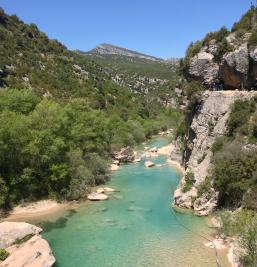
{"left": 182, "top": 171, "right": 195, "bottom": 193}
{"left": 14, "top": 234, "right": 34, "bottom": 245}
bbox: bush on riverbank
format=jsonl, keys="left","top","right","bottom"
{"left": 219, "top": 210, "right": 257, "bottom": 267}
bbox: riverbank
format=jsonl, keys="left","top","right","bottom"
{"left": 1, "top": 137, "right": 231, "bottom": 267}
{"left": 3, "top": 200, "right": 78, "bottom": 222}
{"left": 4, "top": 139, "right": 184, "bottom": 224}
{"left": 38, "top": 136, "right": 224, "bottom": 267}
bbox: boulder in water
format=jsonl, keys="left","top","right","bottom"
{"left": 134, "top": 157, "right": 141, "bottom": 162}
{"left": 96, "top": 188, "right": 105, "bottom": 194}
{"left": 144, "top": 161, "right": 155, "bottom": 168}
{"left": 88, "top": 193, "right": 108, "bottom": 201}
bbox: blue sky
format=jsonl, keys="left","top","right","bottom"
{"left": 0, "top": 0, "right": 253, "bottom": 58}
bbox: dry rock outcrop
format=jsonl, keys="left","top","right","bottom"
{"left": 173, "top": 90, "right": 257, "bottom": 215}
{"left": 187, "top": 33, "right": 257, "bottom": 89}
{"left": 0, "top": 221, "right": 55, "bottom": 267}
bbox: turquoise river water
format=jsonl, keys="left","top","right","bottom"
{"left": 31, "top": 137, "right": 229, "bottom": 267}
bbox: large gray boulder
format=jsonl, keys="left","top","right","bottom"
{"left": 188, "top": 52, "right": 219, "bottom": 85}
{"left": 186, "top": 33, "right": 257, "bottom": 89}
{"left": 221, "top": 43, "right": 249, "bottom": 88}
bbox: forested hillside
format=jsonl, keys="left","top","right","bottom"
{"left": 0, "top": 8, "right": 181, "bottom": 211}
{"left": 78, "top": 49, "right": 179, "bottom": 103}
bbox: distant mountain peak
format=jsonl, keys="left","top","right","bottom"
{"left": 88, "top": 43, "right": 163, "bottom": 62}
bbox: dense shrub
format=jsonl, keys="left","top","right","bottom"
{"left": 0, "top": 88, "right": 181, "bottom": 209}
{"left": 197, "top": 176, "right": 212, "bottom": 197}
{"left": 0, "top": 249, "right": 9, "bottom": 261}
{"left": 182, "top": 171, "right": 195, "bottom": 193}
{"left": 203, "top": 26, "right": 230, "bottom": 45}
{"left": 219, "top": 210, "right": 257, "bottom": 267}
{"left": 212, "top": 143, "right": 257, "bottom": 208}
{"left": 249, "top": 32, "right": 257, "bottom": 46}
{"left": 232, "top": 7, "right": 257, "bottom": 32}
{"left": 216, "top": 39, "right": 233, "bottom": 58}
{"left": 227, "top": 100, "right": 256, "bottom": 137}
{"left": 211, "top": 137, "right": 225, "bottom": 154}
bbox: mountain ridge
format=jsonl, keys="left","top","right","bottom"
{"left": 86, "top": 43, "right": 164, "bottom": 62}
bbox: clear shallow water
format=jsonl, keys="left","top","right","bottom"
{"left": 35, "top": 138, "right": 221, "bottom": 267}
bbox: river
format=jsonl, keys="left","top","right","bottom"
{"left": 32, "top": 137, "right": 229, "bottom": 267}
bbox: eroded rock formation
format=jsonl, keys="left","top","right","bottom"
{"left": 187, "top": 33, "right": 257, "bottom": 89}
{"left": 173, "top": 90, "right": 257, "bottom": 215}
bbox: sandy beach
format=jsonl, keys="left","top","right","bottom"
{"left": 166, "top": 158, "right": 184, "bottom": 175}
{"left": 4, "top": 200, "right": 77, "bottom": 221}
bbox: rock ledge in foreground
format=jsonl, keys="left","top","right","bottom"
{"left": 0, "top": 221, "right": 55, "bottom": 267}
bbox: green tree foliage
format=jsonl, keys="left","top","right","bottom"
{"left": 203, "top": 26, "right": 230, "bottom": 45}
{"left": 219, "top": 210, "right": 257, "bottom": 267}
{"left": 232, "top": 7, "right": 257, "bottom": 32}
{"left": 227, "top": 99, "right": 256, "bottom": 137}
{"left": 179, "top": 41, "right": 203, "bottom": 74}
{"left": 212, "top": 143, "right": 257, "bottom": 208}
{"left": 0, "top": 9, "right": 183, "bottom": 210}
{"left": 0, "top": 249, "right": 9, "bottom": 261}
{"left": 211, "top": 99, "right": 257, "bottom": 209}
{"left": 0, "top": 87, "right": 181, "bottom": 209}
{"left": 182, "top": 171, "right": 195, "bottom": 193}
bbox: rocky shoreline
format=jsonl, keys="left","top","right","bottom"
{"left": 0, "top": 221, "right": 55, "bottom": 267}
{"left": 173, "top": 90, "right": 257, "bottom": 216}
{"left": 1, "top": 135, "right": 232, "bottom": 267}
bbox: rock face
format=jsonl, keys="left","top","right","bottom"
{"left": 173, "top": 91, "right": 257, "bottom": 215}
{"left": 0, "top": 222, "right": 42, "bottom": 249}
{"left": 113, "top": 147, "right": 135, "bottom": 163}
{"left": 0, "top": 222, "right": 55, "bottom": 267}
{"left": 187, "top": 33, "right": 257, "bottom": 89}
{"left": 189, "top": 52, "right": 219, "bottom": 86}
{"left": 2, "top": 235, "right": 55, "bottom": 267}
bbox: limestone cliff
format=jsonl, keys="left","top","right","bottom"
{"left": 173, "top": 90, "right": 257, "bottom": 215}
{"left": 187, "top": 35, "right": 257, "bottom": 89}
